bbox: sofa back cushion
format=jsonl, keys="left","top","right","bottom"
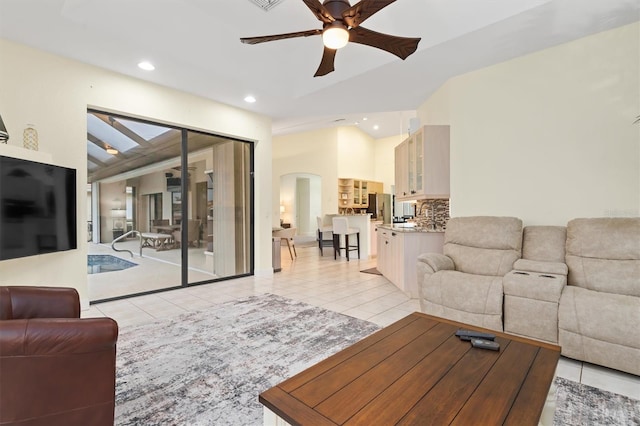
{"left": 0, "top": 286, "right": 80, "bottom": 320}
{"left": 522, "top": 226, "right": 567, "bottom": 262}
{"left": 566, "top": 218, "right": 640, "bottom": 297}
{"left": 444, "top": 216, "right": 523, "bottom": 276}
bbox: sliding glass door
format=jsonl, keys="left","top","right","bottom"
{"left": 182, "top": 131, "right": 252, "bottom": 284}
{"left": 87, "top": 110, "right": 254, "bottom": 302}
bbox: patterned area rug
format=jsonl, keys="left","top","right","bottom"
{"left": 115, "top": 294, "right": 639, "bottom": 425}
{"left": 553, "top": 377, "right": 640, "bottom": 425}
{"left": 115, "top": 294, "right": 381, "bottom": 425}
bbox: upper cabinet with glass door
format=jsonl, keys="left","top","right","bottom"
{"left": 395, "top": 125, "right": 450, "bottom": 201}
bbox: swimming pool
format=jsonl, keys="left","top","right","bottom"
{"left": 88, "top": 255, "right": 138, "bottom": 274}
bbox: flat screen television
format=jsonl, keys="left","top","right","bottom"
{"left": 166, "top": 177, "right": 181, "bottom": 192}
{"left": 166, "top": 176, "right": 189, "bottom": 192}
{"left": 0, "top": 155, "right": 77, "bottom": 261}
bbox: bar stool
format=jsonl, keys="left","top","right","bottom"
{"left": 332, "top": 217, "right": 360, "bottom": 261}
{"left": 316, "top": 216, "right": 334, "bottom": 256}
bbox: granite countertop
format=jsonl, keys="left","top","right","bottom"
{"left": 377, "top": 224, "right": 444, "bottom": 233}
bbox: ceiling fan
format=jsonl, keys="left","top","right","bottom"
{"left": 240, "top": 0, "right": 421, "bottom": 77}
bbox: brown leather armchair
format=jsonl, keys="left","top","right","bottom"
{"left": 0, "top": 286, "right": 118, "bottom": 426}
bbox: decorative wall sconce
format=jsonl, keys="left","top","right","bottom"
{"left": 23, "top": 124, "right": 38, "bottom": 150}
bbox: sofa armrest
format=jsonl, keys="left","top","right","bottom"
{"left": 417, "top": 253, "right": 455, "bottom": 274}
{"left": 0, "top": 286, "right": 80, "bottom": 320}
{"left": 512, "top": 259, "right": 568, "bottom": 276}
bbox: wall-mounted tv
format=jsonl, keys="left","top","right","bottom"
{"left": 166, "top": 177, "right": 181, "bottom": 192}
{"left": 167, "top": 176, "right": 190, "bottom": 192}
{"left": 0, "top": 155, "right": 77, "bottom": 261}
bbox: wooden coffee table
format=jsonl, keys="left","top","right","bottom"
{"left": 260, "top": 312, "right": 560, "bottom": 426}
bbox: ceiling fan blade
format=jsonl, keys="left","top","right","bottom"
{"left": 302, "top": 0, "right": 335, "bottom": 24}
{"left": 342, "top": 0, "right": 396, "bottom": 28}
{"left": 240, "top": 29, "right": 322, "bottom": 45}
{"left": 349, "top": 26, "right": 420, "bottom": 60}
{"left": 314, "top": 47, "right": 337, "bottom": 77}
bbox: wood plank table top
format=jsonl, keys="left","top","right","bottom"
{"left": 259, "top": 312, "right": 560, "bottom": 426}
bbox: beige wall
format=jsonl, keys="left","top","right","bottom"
{"left": 374, "top": 134, "right": 407, "bottom": 194}
{"left": 0, "top": 39, "right": 273, "bottom": 307}
{"left": 272, "top": 127, "right": 340, "bottom": 219}
{"left": 418, "top": 22, "right": 640, "bottom": 225}
{"left": 336, "top": 127, "right": 376, "bottom": 179}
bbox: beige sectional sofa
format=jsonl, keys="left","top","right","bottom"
{"left": 417, "top": 216, "right": 640, "bottom": 376}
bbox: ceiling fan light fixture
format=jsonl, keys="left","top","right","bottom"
{"left": 105, "top": 145, "right": 118, "bottom": 155}
{"left": 322, "top": 24, "right": 349, "bottom": 50}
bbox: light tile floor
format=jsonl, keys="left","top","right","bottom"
{"left": 85, "top": 243, "right": 640, "bottom": 401}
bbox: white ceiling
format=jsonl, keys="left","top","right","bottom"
{"left": 0, "top": 0, "right": 638, "bottom": 138}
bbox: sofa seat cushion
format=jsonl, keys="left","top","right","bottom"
{"left": 559, "top": 286, "right": 640, "bottom": 375}
{"left": 421, "top": 270, "right": 503, "bottom": 331}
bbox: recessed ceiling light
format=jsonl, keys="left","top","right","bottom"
{"left": 373, "top": 125, "right": 379, "bottom": 130}
{"left": 138, "top": 61, "right": 155, "bottom": 71}
{"left": 363, "top": 117, "right": 368, "bottom": 121}
{"left": 244, "top": 95, "right": 256, "bottom": 103}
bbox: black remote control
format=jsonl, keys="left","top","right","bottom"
{"left": 455, "top": 329, "right": 496, "bottom": 341}
{"left": 471, "top": 338, "right": 500, "bottom": 351}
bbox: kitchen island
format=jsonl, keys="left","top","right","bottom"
{"left": 376, "top": 224, "right": 445, "bottom": 297}
{"left": 326, "top": 213, "right": 374, "bottom": 260}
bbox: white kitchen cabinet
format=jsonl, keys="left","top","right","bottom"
{"left": 394, "top": 142, "right": 408, "bottom": 201}
{"left": 376, "top": 227, "right": 394, "bottom": 280}
{"left": 377, "top": 228, "right": 445, "bottom": 297}
{"left": 370, "top": 220, "right": 382, "bottom": 257}
{"left": 395, "top": 126, "right": 450, "bottom": 201}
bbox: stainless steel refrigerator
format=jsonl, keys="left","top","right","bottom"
{"left": 367, "top": 193, "right": 392, "bottom": 224}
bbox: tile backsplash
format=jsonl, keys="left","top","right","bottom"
{"left": 411, "top": 199, "right": 450, "bottom": 230}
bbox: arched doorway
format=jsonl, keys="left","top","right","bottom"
{"left": 279, "top": 173, "right": 321, "bottom": 237}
